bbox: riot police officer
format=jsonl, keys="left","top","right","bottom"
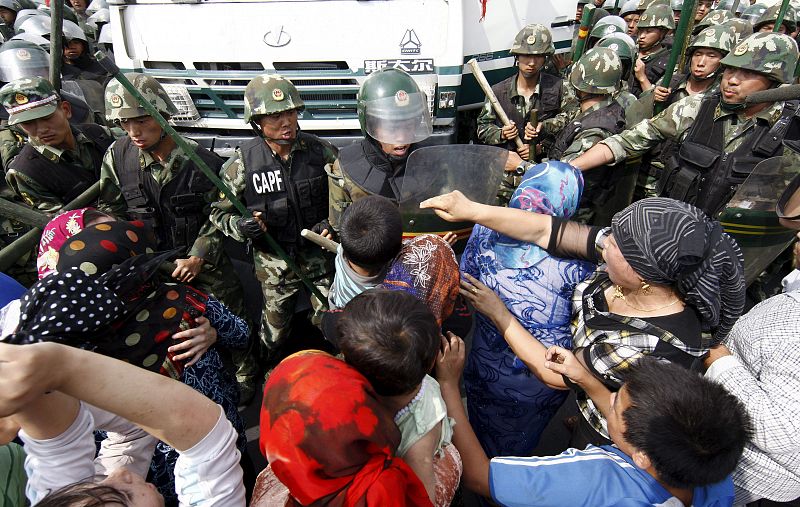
{"left": 571, "top": 32, "right": 800, "bottom": 219}
{"left": 2, "top": 76, "right": 112, "bottom": 212}
{"left": 630, "top": 3, "right": 673, "bottom": 97}
{"left": 326, "top": 67, "right": 431, "bottom": 233}
{"left": 98, "top": 71, "right": 252, "bottom": 396}
{"left": 477, "top": 23, "right": 563, "bottom": 203}
{"left": 209, "top": 74, "right": 337, "bottom": 367}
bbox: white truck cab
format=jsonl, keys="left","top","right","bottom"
{"left": 107, "top": 0, "right": 573, "bottom": 154}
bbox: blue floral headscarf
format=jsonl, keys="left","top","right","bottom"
{"left": 493, "top": 161, "right": 584, "bottom": 269}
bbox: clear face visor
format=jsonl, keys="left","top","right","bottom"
{"left": 0, "top": 47, "right": 49, "bottom": 83}
{"left": 363, "top": 90, "right": 432, "bottom": 145}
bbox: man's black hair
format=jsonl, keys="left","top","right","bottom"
{"left": 339, "top": 195, "right": 402, "bottom": 271}
{"left": 622, "top": 357, "right": 752, "bottom": 489}
{"left": 336, "top": 289, "right": 439, "bottom": 397}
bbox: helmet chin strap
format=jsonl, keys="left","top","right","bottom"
{"left": 143, "top": 129, "right": 169, "bottom": 153}
{"left": 250, "top": 120, "right": 296, "bottom": 146}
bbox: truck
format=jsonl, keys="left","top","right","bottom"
{"left": 105, "top": 0, "right": 574, "bottom": 155}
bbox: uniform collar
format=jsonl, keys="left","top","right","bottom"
{"left": 30, "top": 127, "right": 86, "bottom": 162}
{"left": 714, "top": 98, "right": 785, "bottom": 123}
{"left": 577, "top": 95, "right": 615, "bottom": 117}
{"left": 138, "top": 137, "right": 197, "bottom": 170}
{"left": 509, "top": 75, "right": 541, "bottom": 100}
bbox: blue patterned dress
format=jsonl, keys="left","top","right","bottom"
{"left": 461, "top": 161, "right": 595, "bottom": 458}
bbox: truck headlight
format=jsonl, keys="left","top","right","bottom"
{"left": 162, "top": 84, "right": 200, "bottom": 122}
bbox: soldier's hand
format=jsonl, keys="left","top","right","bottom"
{"left": 420, "top": 190, "right": 478, "bottom": 223}
{"left": 237, "top": 213, "right": 266, "bottom": 239}
{"left": 634, "top": 58, "right": 646, "bottom": 81}
{"left": 505, "top": 151, "right": 524, "bottom": 172}
{"left": 311, "top": 219, "right": 337, "bottom": 242}
{"left": 517, "top": 144, "right": 531, "bottom": 161}
{"left": 523, "top": 122, "right": 541, "bottom": 142}
{"left": 501, "top": 123, "right": 519, "bottom": 141}
{"left": 654, "top": 86, "right": 671, "bottom": 103}
{"left": 172, "top": 256, "right": 203, "bottom": 283}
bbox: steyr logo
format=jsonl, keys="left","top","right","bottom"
{"left": 400, "top": 29, "right": 421, "bottom": 55}
{"left": 263, "top": 26, "right": 291, "bottom": 48}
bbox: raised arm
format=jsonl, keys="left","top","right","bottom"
{"left": 0, "top": 342, "right": 218, "bottom": 451}
{"left": 420, "top": 190, "right": 552, "bottom": 247}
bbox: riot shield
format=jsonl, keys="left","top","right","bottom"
{"left": 399, "top": 144, "right": 507, "bottom": 253}
{"left": 719, "top": 155, "right": 800, "bottom": 285}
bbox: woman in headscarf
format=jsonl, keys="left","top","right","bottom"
{"left": 422, "top": 187, "right": 744, "bottom": 448}
{"left": 255, "top": 350, "right": 432, "bottom": 507}
{"left": 459, "top": 161, "right": 595, "bottom": 458}
{"left": 35, "top": 207, "right": 114, "bottom": 280}
{"left": 6, "top": 218, "right": 251, "bottom": 504}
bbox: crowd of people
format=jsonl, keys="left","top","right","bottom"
{"left": 1, "top": 0, "right": 800, "bottom": 505}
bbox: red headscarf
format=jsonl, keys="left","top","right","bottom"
{"left": 260, "top": 351, "right": 432, "bottom": 507}
{"left": 37, "top": 207, "right": 93, "bottom": 279}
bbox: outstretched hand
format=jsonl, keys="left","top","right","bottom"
{"left": 419, "top": 190, "right": 478, "bottom": 223}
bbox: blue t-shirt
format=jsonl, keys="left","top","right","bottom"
{"left": 489, "top": 445, "right": 735, "bottom": 507}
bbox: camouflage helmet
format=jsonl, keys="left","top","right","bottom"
{"left": 720, "top": 18, "right": 754, "bottom": 44}
{"left": 0, "top": 76, "right": 59, "bottom": 125}
{"left": 243, "top": 74, "right": 303, "bottom": 123}
{"left": 619, "top": 0, "right": 641, "bottom": 17}
{"left": 720, "top": 32, "right": 799, "bottom": 84}
{"left": 105, "top": 72, "right": 178, "bottom": 121}
{"left": 0, "top": 0, "right": 22, "bottom": 13}
{"left": 570, "top": 47, "right": 623, "bottom": 94}
{"left": 636, "top": 0, "right": 669, "bottom": 10}
{"left": 715, "top": 0, "right": 746, "bottom": 15}
{"left": 637, "top": 3, "right": 676, "bottom": 29}
{"left": 357, "top": 67, "right": 431, "bottom": 144}
{"left": 670, "top": 0, "right": 683, "bottom": 11}
{"left": 695, "top": 9, "right": 734, "bottom": 32}
{"left": 688, "top": 25, "right": 735, "bottom": 55}
{"left": 741, "top": 3, "right": 768, "bottom": 24}
{"left": 753, "top": 4, "right": 797, "bottom": 34}
{"left": 510, "top": 24, "right": 555, "bottom": 56}
{"left": 590, "top": 16, "right": 628, "bottom": 40}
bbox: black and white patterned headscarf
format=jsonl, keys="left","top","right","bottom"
{"left": 611, "top": 198, "right": 745, "bottom": 341}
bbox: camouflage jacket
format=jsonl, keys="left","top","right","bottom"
{"left": 559, "top": 97, "right": 622, "bottom": 162}
{"left": 209, "top": 136, "right": 337, "bottom": 244}
{"left": 476, "top": 76, "right": 539, "bottom": 145}
{"left": 602, "top": 94, "right": 786, "bottom": 164}
{"left": 326, "top": 157, "right": 376, "bottom": 233}
{"left": 97, "top": 137, "right": 223, "bottom": 264}
{"left": 5, "top": 127, "right": 110, "bottom": 212}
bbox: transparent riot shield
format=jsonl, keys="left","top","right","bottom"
{"left": 719, "top": 155, "right": 800, "bottom": 285}
{"left": 399, "top": 144, "right": 508, "bottom": 253}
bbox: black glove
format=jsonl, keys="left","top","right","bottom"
{"left": 236, "top": 217, "right": 265, "bottom": 239}
{"left": 311, "top": 219, "right": 338, "bottom": 242}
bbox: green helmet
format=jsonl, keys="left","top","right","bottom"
{"left": 62, "top": 19, "right": 87, "bottom": 44}
{"left": 741, "top": 3, "right": 768, "bottom": 24}
{"left": 0, "top": 0, "right": 22, "bottom": 13}
{"left": 670, "top": 0, "right": 683, "bottom": 11}
{"left": 510, "top": 24, "right": 555, "bottom": 56}
{"left": 720, "top": 32, "right": 799, "bottom": 84}
{"left": 0, "top": 76, "right": 59, "bottom": 125}
{"left": 243, "top": 74, "right": 303, "bottom": 123}
{"left": 753, "top": 4, "right": 797, "bottom": 34}
{"left": 0, "top": 41, "right": 49, "bottom": 83}
{"left": 570, "top": 47, "right": 623, "bottom": 94}
{"left": 688, "top": 25, "right": 735, "bottom": 55}
{"left": 636, "top": 0, "right": 669, "bottom": 10}
{"left": 357, "top": 67, "right": 431, "bottom": 144}
{"left": 590, "top": 16, "right": 628, "bottom": 40}
{"left": 637, "top": 4, "right": 675, "bottom": 29}
{"left": 596, "top": 32, "right": 637, "bottom": 79}
{"left": 105, "top": 72, "right": 178, "bottom": 122}
{"left": 720, "top": 18, "right": 754, "bottom": 44}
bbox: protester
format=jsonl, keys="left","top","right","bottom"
{"left": 460, "top": 161, "right": 594, "bottom": 458}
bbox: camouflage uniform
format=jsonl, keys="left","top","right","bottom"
{"left": 602, "top": 33, "right": 798, "bottom": 217}
{"left": 633, "top": 24, "right": 734, "bottom": 201}
{"left": 551, "top": 48, "right": 629, "bottom": 225}
{"left": 209, "top": 75, "right": 337, "bottom": 359}
{"left": 476, "top": 24, "right": 564, "bottom": 205}
{"left": 0, "top": 78, "right": 112, "bottom": 212}
{"left": 753, "top": 3, "right": 797, "bottom": 33}
{"left": 629, "top": 4, "right": 673, "bottom": 98}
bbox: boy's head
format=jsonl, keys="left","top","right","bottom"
{"left": 607, "top": 358, "right": 751, "bottom": 490}
{"left": 336, "top": 289, "right": 439, "bottom": 397}
{"left": 339, "top": 195, "right": 402, "bottom": 272}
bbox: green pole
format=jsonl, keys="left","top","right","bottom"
{"left": 93, "top": 52, "right": 329, "bottom": 308}
{"left": 774, "top": 0, "right": 791, "bottom": 32}
{"left": 0, "top": 182, "right": 101, "bottom": 272}
{"left": 573, "top": 4, "right": 596, "bottom": 61}
{"left": 49, "top": 0, "right": 63, "bottom": 91}
{"left": 654, "top": 0, "right": 698, "bottom": 115}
